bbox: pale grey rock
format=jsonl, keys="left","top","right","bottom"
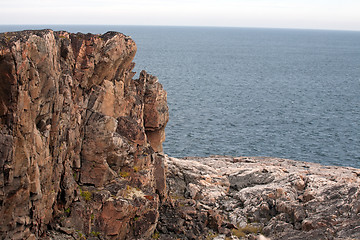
{"left": 161, "top": 156, "right": 360, "bottom": 240}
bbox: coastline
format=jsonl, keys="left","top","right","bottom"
{"left": 0, "top": 29, "right": 359, "bottom": 240}
{"left": 159, "top": 155, "right": 360, "bottom": 239}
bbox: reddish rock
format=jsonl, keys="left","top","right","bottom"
{"left": 207, "top": 209, "right": 224, "bottom": 232}
{"left": 0, "top": 30, "right": 168, "bottom": 239}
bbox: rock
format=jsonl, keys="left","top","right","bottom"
{"left": 161, "top": 156, "right": 360, "bottom": 240}
{"left": 0, "top": 30, "right": 168, "bottom": 239}
{"left": 207, "top": 209, "right": 224, "bottom": 232}
{"left": 1, "top": 29, "right": 360, "bottom": 240}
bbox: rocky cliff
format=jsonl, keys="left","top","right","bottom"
{"left": 0, "top": 30, "right": 168, "bottom": 239}
{"left": 1, "top": 30, "right": 360, "bottom": 240}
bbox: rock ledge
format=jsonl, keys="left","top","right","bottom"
{"left": 159, "top": 156, "right": 360, "bottom": 240}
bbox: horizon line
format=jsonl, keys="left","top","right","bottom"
{"left": 1, "top": 24, "right": 360, "bottom": 33}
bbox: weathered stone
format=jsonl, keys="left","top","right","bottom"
{"left": 161, "top": 156, "right": 360, "bottom": 240}
{"left": 0, "top": 30, "right": 168, "bottom": 239}
{"left": 2, "top": 29, "right": 360, "bottom": 240}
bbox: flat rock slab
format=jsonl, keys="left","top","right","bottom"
{"left": 163, "top": 156, "right": 360, "bottom": 240}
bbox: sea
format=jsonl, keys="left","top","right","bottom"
{"left": 1, "top": 25, "right": 360, "bottom": 168}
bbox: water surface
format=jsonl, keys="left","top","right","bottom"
{"left": 1, "top": 25, "right": 359, "bottom": 168}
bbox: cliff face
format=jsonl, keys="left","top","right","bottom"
{"left": 2, "top": 29, "right": 360, "bottom": 240}
{"left": 0, "top": 30, "right": 168, "bottom": 239}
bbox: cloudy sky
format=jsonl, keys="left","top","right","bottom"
{"left": 1, "top": 0, "right": 360, "bottom": 31}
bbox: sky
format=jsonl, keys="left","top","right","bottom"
{"left": 1, "top": 0, "right": 360, "bottom": 31}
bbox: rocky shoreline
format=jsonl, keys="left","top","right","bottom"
{"left": 158, "top": 155, "right": 360, "bottom": 240}
{"left": 1, "top": 30, "right": 359, "bottom": 240}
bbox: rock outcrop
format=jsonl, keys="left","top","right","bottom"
{"left": 1, "top": 29, "right": 360, "bottom": 240}
{"left": 159, "top": 156, "right": 360, "bottom": 240}
{"left": 0, "top": 30, "right": 168, "bottom": 239}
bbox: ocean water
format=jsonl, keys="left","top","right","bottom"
{"left": 1, "top": 25, "right": 360, "bottom": 168}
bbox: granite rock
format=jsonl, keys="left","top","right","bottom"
{"left": 1, "top": 29, "right": 359, "bottom": 240}
{"left": 0, "top": 30, "right": 168, "bottom": 239}
{"left": 160, "top": 156, "right": 360, "bottom": 240}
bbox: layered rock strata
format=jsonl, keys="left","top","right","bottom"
{"left": 159, "top": 156, "right": 360, "bottom": 240}
{"left": 0, "top": 30, "right": 168, "bottom": 239}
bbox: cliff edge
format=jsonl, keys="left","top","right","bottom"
{"left": 1, "top": 30, "right": 360, "bottom": 240}
{"left": 0, "top": 30, "right": 168, "bottom": 239}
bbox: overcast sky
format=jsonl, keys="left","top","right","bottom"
{"left": 1, "top": 0, "right": 360, "bottom": 31}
